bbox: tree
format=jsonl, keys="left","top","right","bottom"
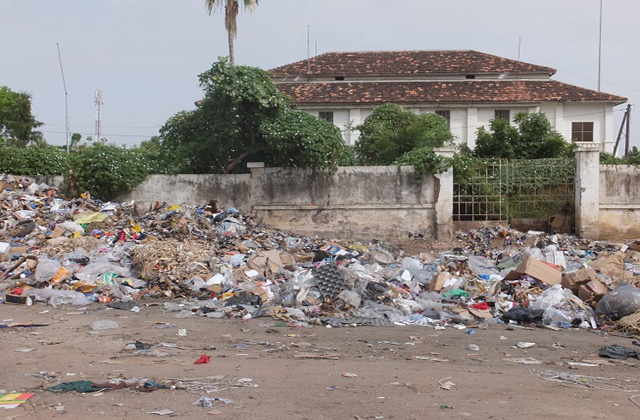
{"left": 205, "top": 0, "right": 258, "bottom": 65}
{"left": 0, "top": 86, "right": 44, "bottom": 147}
{"left": 355, "top": 103, "right": 453, "bottom": 165}
{"left": 160, "top": 58, "right": 350, "bottom": 174}
{"left": 474, "top": 112, "right": 572, "bottom": 159}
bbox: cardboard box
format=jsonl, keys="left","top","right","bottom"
{"left": 246, "top": 249, "right": 283, "bottom": 276}
{"left": 429, "top": 272, "right": 452, "bottom": 292}
{"left": 578, "top": 279, "right": 609, "bottom": 305}
{"left": 561, "top": 267, "right": 598, "bottom": 294}
{"left": 4, "top": 293, "right": 32, "bottom": 305}
{"left": 590, "top": 251, "right": 625, "bottom": 279}
{"left": 504, "top": 256, "right": 562, "bottom": 285}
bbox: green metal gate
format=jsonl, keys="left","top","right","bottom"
{"left": 453, "top": 158, "right": 575, "bottom": 222}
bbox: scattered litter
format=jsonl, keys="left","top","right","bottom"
{"left": 342, "top": 373, "right": 358, "bottom": 378}
{"left": 540, "top": 370, "right": 640, "bottom": 392}
{"left": 516, "top": 342, "right": 536, "bottom": 349}
{"left": 503, "top": 357, "right": 542, "bottom": 365}
{"left": 0, "top": 393, "right": 34, "bottom": 409}
{"left": 147, "top": 409, "right": 174, "bottom": 416}
{"left": 194, "top": 354, "right": 211, "bottom": 365}
{"left": 438, "top": 377, "right": 456, "bottom": 390}
{"left": 91, "top": 320, "right": 118, "bottom": 331}
{"left": 599, "top": 345, "right": 640, "bottom": 360}
{"left": 193, "top": 396, "right": 234, "bottom": 408}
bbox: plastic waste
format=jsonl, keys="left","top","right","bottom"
{"left": 595, "top": 283, "right": 640, "bottom": 320}
{"left": 337, "top": 290, "right": 361, "bottom": 309}
{"left": 91, "top": 320, "right": 119, "bottom": 331}
{"left": 29, "top": 289, "right": 91, "bottom": 308}
{"left": 467, "top": 256, "right": 499, "bottom": 276}
{"left": 35, "top": 259, "right": 62, "bottom": 283}
{"left": 185, "top": 277, "right": 206, "bottom": 292}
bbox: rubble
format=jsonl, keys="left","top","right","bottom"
{"left": 1, "top": 173, "right": 640, "bottom": 333}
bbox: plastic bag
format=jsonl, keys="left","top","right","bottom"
{"left": 185, "top": 277, "right": 206, "bottom": 292}
{"left": 468, "top": 256, "right": 499, "bottom": 276}
{"left": 337, "top": 290, "right": 361, "bottom": 309}
{"left": 530, "top": 284, "right": 566, "bottom": 311}
{"left": 596, "top": 283, "right": 640, "bottom": 320}
{"left": 75, "top": 262, "right": 131, "bottom": 282}
{"left": 35, "top": 259, "right": 62, "bottom": 283}
{"left": 29, "top": 289, "right": 90, "bottom": 308}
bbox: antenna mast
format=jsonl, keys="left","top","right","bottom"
{"left": 94, "top": 90, "right": 103, "bottom": 141}
{"left": 307, "top": 25, "right": 310, "bottom": 73}
{"left": 56, "top": 43, "right": 70, "bottom": 153}
{"left": 598, "top": 0, "right": 603, "bottom": 91}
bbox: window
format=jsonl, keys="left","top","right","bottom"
{"left": 435, "top": 110, "right": 451, "bottom": 127}
{"left": 495, "top": 109, "right": 510, "bottom": 121}
{"left": 465, "top": 75, "right": 476, "bottom": 79}
{"left": 572, "top": 122, "right": 594, "bottom": 141}
{"left": 319, "top": 111, "right": 334, "bottom": 123}
{"left": 334, "top": 76, "right": 345, "bottom": 81}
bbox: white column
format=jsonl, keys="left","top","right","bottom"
{"left": 554, "top": 102, "right": 565, "bottom": 138}
{"left": 603, "top": 105, "right": 614, "bottom": 153}
{"left": 466, "top": 107, "right": 478, "bottom": 149}
{"left": 433, "top": 147, "right": 455, "bottom": 241}
{"left": 348, "top": 108, "right": 362, "bottom": 146}
{"left": 574, "top": 142, "right": 600, "bottom": 239}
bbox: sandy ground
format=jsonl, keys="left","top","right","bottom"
{"left": 1, "top": 301, "right": 639, "bottom": 420}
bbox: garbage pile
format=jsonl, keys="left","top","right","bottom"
{"left": 1, "top": 174, "right": 640, "bottom": 332}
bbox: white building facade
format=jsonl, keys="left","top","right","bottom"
{"left": 270, "top": 51, "right": 625, "bottom": 153}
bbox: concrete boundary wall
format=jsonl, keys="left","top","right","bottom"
{"left": 599, "top": 165, "right": 640, "bottom": 239}
{"left": 114, "top": 163, "right": 452, "bottom": 241}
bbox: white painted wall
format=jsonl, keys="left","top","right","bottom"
{"left": 298, "top": 102, "right": 619, "bottom": 153}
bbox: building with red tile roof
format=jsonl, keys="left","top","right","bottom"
{"left": 269, "top": 50, "right": 626, "bottom": 151}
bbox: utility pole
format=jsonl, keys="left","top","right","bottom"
{"left": 56, "top": 43, "right": 70, "bottom": 153}
{"left": 625, "top": 103, "right": 631, "bottom": 156}
{"left": 94, "top": 90, "right": 103, "bottom": 141}
{"left": 613, "top": 104, "right": 632, "bottom": 156}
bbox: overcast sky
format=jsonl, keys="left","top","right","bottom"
{"left": 2, "top": 0, "right": 639, "bottom": 149}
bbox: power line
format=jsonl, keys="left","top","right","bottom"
{"left": 42, "top": 122, "right": 162, "bottom": 129}
{"left": 556, "top": 69, "right": 640, "bottom": 93}
{"left": 40, "top": 130, "right": 156, "bottom": 138}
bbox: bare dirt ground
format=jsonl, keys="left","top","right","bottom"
{"left": 1, "top": 302, "right": 639, "bottom": 420}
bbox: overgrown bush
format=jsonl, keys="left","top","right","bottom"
{"left": 0, "top": 146, "right": 70, "bottom": 175}
{"left": 69, "top": 143, "right": 151, "bottom": 200}
{"left": 600, "top": 147, "right": 640, "bottom": 165}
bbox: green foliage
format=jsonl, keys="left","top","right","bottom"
{"left": 394, "top": 147, "right": 451, "bottom": 177}
{"left": 600, "top": 147, "right": 640, "bottom": 165}
{"left": 0, "top": 146, "right": 70, "bottom": 176}
{"left": 260, "top": 108, "right": 350, "bottom": 170}
{"left": 160, "top": 58, "right": 347, "bottom": 174}
{"left": 69, "top": 143, "right": 151, "bottom": 200}
{"left": 0, "top": 86, "right": 44, "bottom": 147}
{"left": 355, "top": 104, "right": 453, "bottom": 165}
{"left": 474, "top": 112, "right": 572, "bottom": 159}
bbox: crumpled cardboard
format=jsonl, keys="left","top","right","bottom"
{"left": 578, "top": 279, "right": 609, "bottom": 306}
{"left": 504, "top": 256, "right": 562, "bottom": 285}
{"left": 246, "top": 249, "right": 283, "bottom": 277}
{"left": 468, "top": 306, "right": 493, "bottom": 318}
{"left": 561, "top": 267, "right": 598, "bottom": 294}
{"left": 429, "top": 272, "right": 452, "bottom": 292}
{"left": 589, "top": 251, "right": 625, "bottom": 279}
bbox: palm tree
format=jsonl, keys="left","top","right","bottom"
{"left": 205, "top": 0, "right": 259, "bottom": 66}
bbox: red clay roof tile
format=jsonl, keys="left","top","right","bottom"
{"left": 269, "top": 50, "right": 556, "bottom": 76}
{"left": 276, "top": 80, "right": 627, "bottom": 105}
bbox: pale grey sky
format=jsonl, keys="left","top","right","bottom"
{"left": 2, "top": 0, "right": 639, "bottom": 148}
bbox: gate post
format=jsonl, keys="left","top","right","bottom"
{"left": 574, "top": 142, "right": 600, "bottom": 239}
{"left": 433, "top": 147, "right": 455, "bottom": 241}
